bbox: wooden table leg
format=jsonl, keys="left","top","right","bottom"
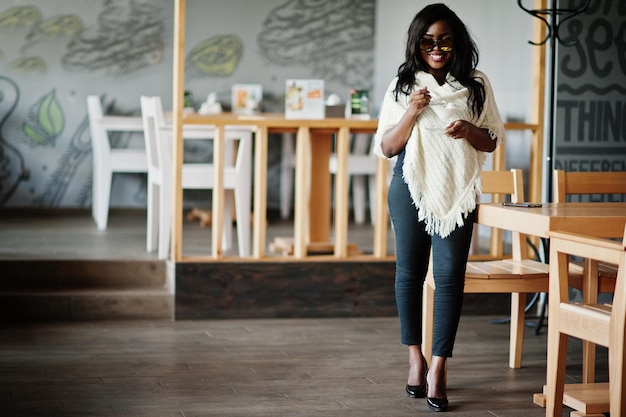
{"left": 308, "top": 130, "right": 332, "bottom": 243}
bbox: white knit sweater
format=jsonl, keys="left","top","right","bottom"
{"left": 374, "top": 70, "right": 504, "bottom": 238}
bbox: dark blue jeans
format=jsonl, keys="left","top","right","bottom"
{"left": 388, "top": 174, "right": 475, "bottom": 357}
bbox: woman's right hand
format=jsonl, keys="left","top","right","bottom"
{"left": 379, "top": 86, "right": 431, "bottom": 158}
{"left": 408, "top": 87, "right": 431, "bottom": 118}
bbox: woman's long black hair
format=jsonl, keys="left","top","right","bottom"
{"left": 393, "top": 3, "right": 485, "bottom": 117}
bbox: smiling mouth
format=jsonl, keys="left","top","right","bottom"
{"left": 429, "top": 53, "right": 446, "bottom": 62}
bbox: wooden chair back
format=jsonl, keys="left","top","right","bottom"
{"left": 470, "top": 169, "right": 526, "bottom": 261}
{"left": 544, "top": 225, "right": 626, "bottom": 417}
{"left": 554, "top": 170, "right": 626, "bottom": 203}
{"left": 553, "top": 169, "right": 626, "bottom": 290}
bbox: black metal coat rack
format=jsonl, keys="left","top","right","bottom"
{"left": 517, "top": 0, "right": 590, "bottom": 202}
{"left": 517, "top": 0, "right": 590, "bottom": 335}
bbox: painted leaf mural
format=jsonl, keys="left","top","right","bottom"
{"left": 8, "top": 56, "right": 46, "bottom": 74}
{"left": 0, "top": 6, "right": 41, "bottom": 30}
{"left": 26, "top": 14, "right": 83, "bottom": 41}
{"left": 22, "top": 90, "right": 64, "bottom": 146}
{"left": 187, "top": 34, "right": 243, "bottom": 78}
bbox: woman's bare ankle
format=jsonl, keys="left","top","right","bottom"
{"left": 426, "top": 356, "right": 447, "bottom": 399}
{"left": 407, "top": 345, "right": 427, "bottom": 386}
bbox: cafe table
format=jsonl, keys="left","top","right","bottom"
{"left": 476, "top": 201, "right": 626, "bottom": 414}
{"left": 477, "top": 202, "right": 626, "bottom": 240}
{"left": 182, "top": 112, "right": 380, "bottom": 259}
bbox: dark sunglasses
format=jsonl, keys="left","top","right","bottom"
{"left": 418, "top": 38, "right": 453, "bottom": 52}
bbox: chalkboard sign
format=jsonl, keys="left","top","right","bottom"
{"left": 555, "top": 0, "right": 625, "bottom": 181}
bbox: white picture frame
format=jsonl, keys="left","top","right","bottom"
{"left": 231, "top": 84, "right": 263, "bottom": 115}
{"left": 285, "top": 79, "right": 325, "bottom": 120}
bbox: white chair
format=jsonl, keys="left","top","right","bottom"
{"left": 140, "top": 96, "right": 253, "bottom": 259}
{"left": 87, "top": 95, "right": 147, "bottom": 231}
{"left": 281, "top": 133, "right": 385, "bottom": 224}
{"left": 328, "top": 133, "right": 379, "bottom": 225}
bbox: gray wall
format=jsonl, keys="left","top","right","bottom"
{"left": 0, "top": 0, "right": 534, "bottom": 210}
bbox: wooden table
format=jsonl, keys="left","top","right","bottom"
{"left": 477, "top": 202, "right": 626, "bottom": 239}
{"left": 477, "top": 201, "right": 626, "bottom": 415}
{"left": 181, "top": 112, "right": 380, "bottom": 259}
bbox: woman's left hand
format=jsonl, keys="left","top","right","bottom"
{"left": 444, "top": 120, "right": 497, "bottom": 152}
{"left": 443, "top": 120, "right": 471, "bottom": 139}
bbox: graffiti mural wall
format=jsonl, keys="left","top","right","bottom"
{"left": 0, "top": 0, "right": 375, "bottom": 209}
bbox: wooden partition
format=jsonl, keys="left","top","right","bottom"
{"left": 178, "top": 113, "right": 381, "bottom": 262}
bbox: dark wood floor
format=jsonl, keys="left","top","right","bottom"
{"left": 1, "top": 315, "right": 604, "bottom": 417}
{"left": 0, "top": 208, "right": 608, "bottom": 416}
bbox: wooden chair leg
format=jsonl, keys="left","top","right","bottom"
{"left": 608, "top": 313, "right": 626, "bottom": 417}
{"left": 509, "top": 292, "right": 526, "bottom": 369}
{"left": 545, "top": 331, "right": 568, "bottom": 417}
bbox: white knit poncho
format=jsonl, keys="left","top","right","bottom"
{"left": 374, "top": 70, "right": 504, "bottom": 238}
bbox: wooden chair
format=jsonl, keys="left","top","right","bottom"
{"left": 87, "top": 95, "right": 147, "bottom": 230}
{"left": 553, "top": 169, "right": 626, "bottom": 294}
{"left": 553, "top": 169, "right": 626, "bottom": 383}
{"left": 140, "top": 96, "right": 253, "bottom": 259}
{"left": 423, "top": 169, "right": 550, "bottom": 369}
{"left": 544, "top": 225, "right": 626, "bottom": 417}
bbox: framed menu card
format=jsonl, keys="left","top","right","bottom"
{"left": 285, "top": 79, "right": 324, "bottom": 119}
{"left": 231, "top": 84, "right": 262, "bottom": 114}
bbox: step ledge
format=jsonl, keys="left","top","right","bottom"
{"left": 0, "top": 288, "right": 172, "bottom": 296}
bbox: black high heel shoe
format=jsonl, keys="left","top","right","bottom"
{"left": 406, "top": 357, "right": 428, "bottom": 398}
{"left": 426, "top": 396, "right": 448, "bottom": 412}
{"left": 426, "top": 366, "right": 448, "bottom": 412}
{"left": 405, "top": 383, "right": 426, "bottom": 398}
